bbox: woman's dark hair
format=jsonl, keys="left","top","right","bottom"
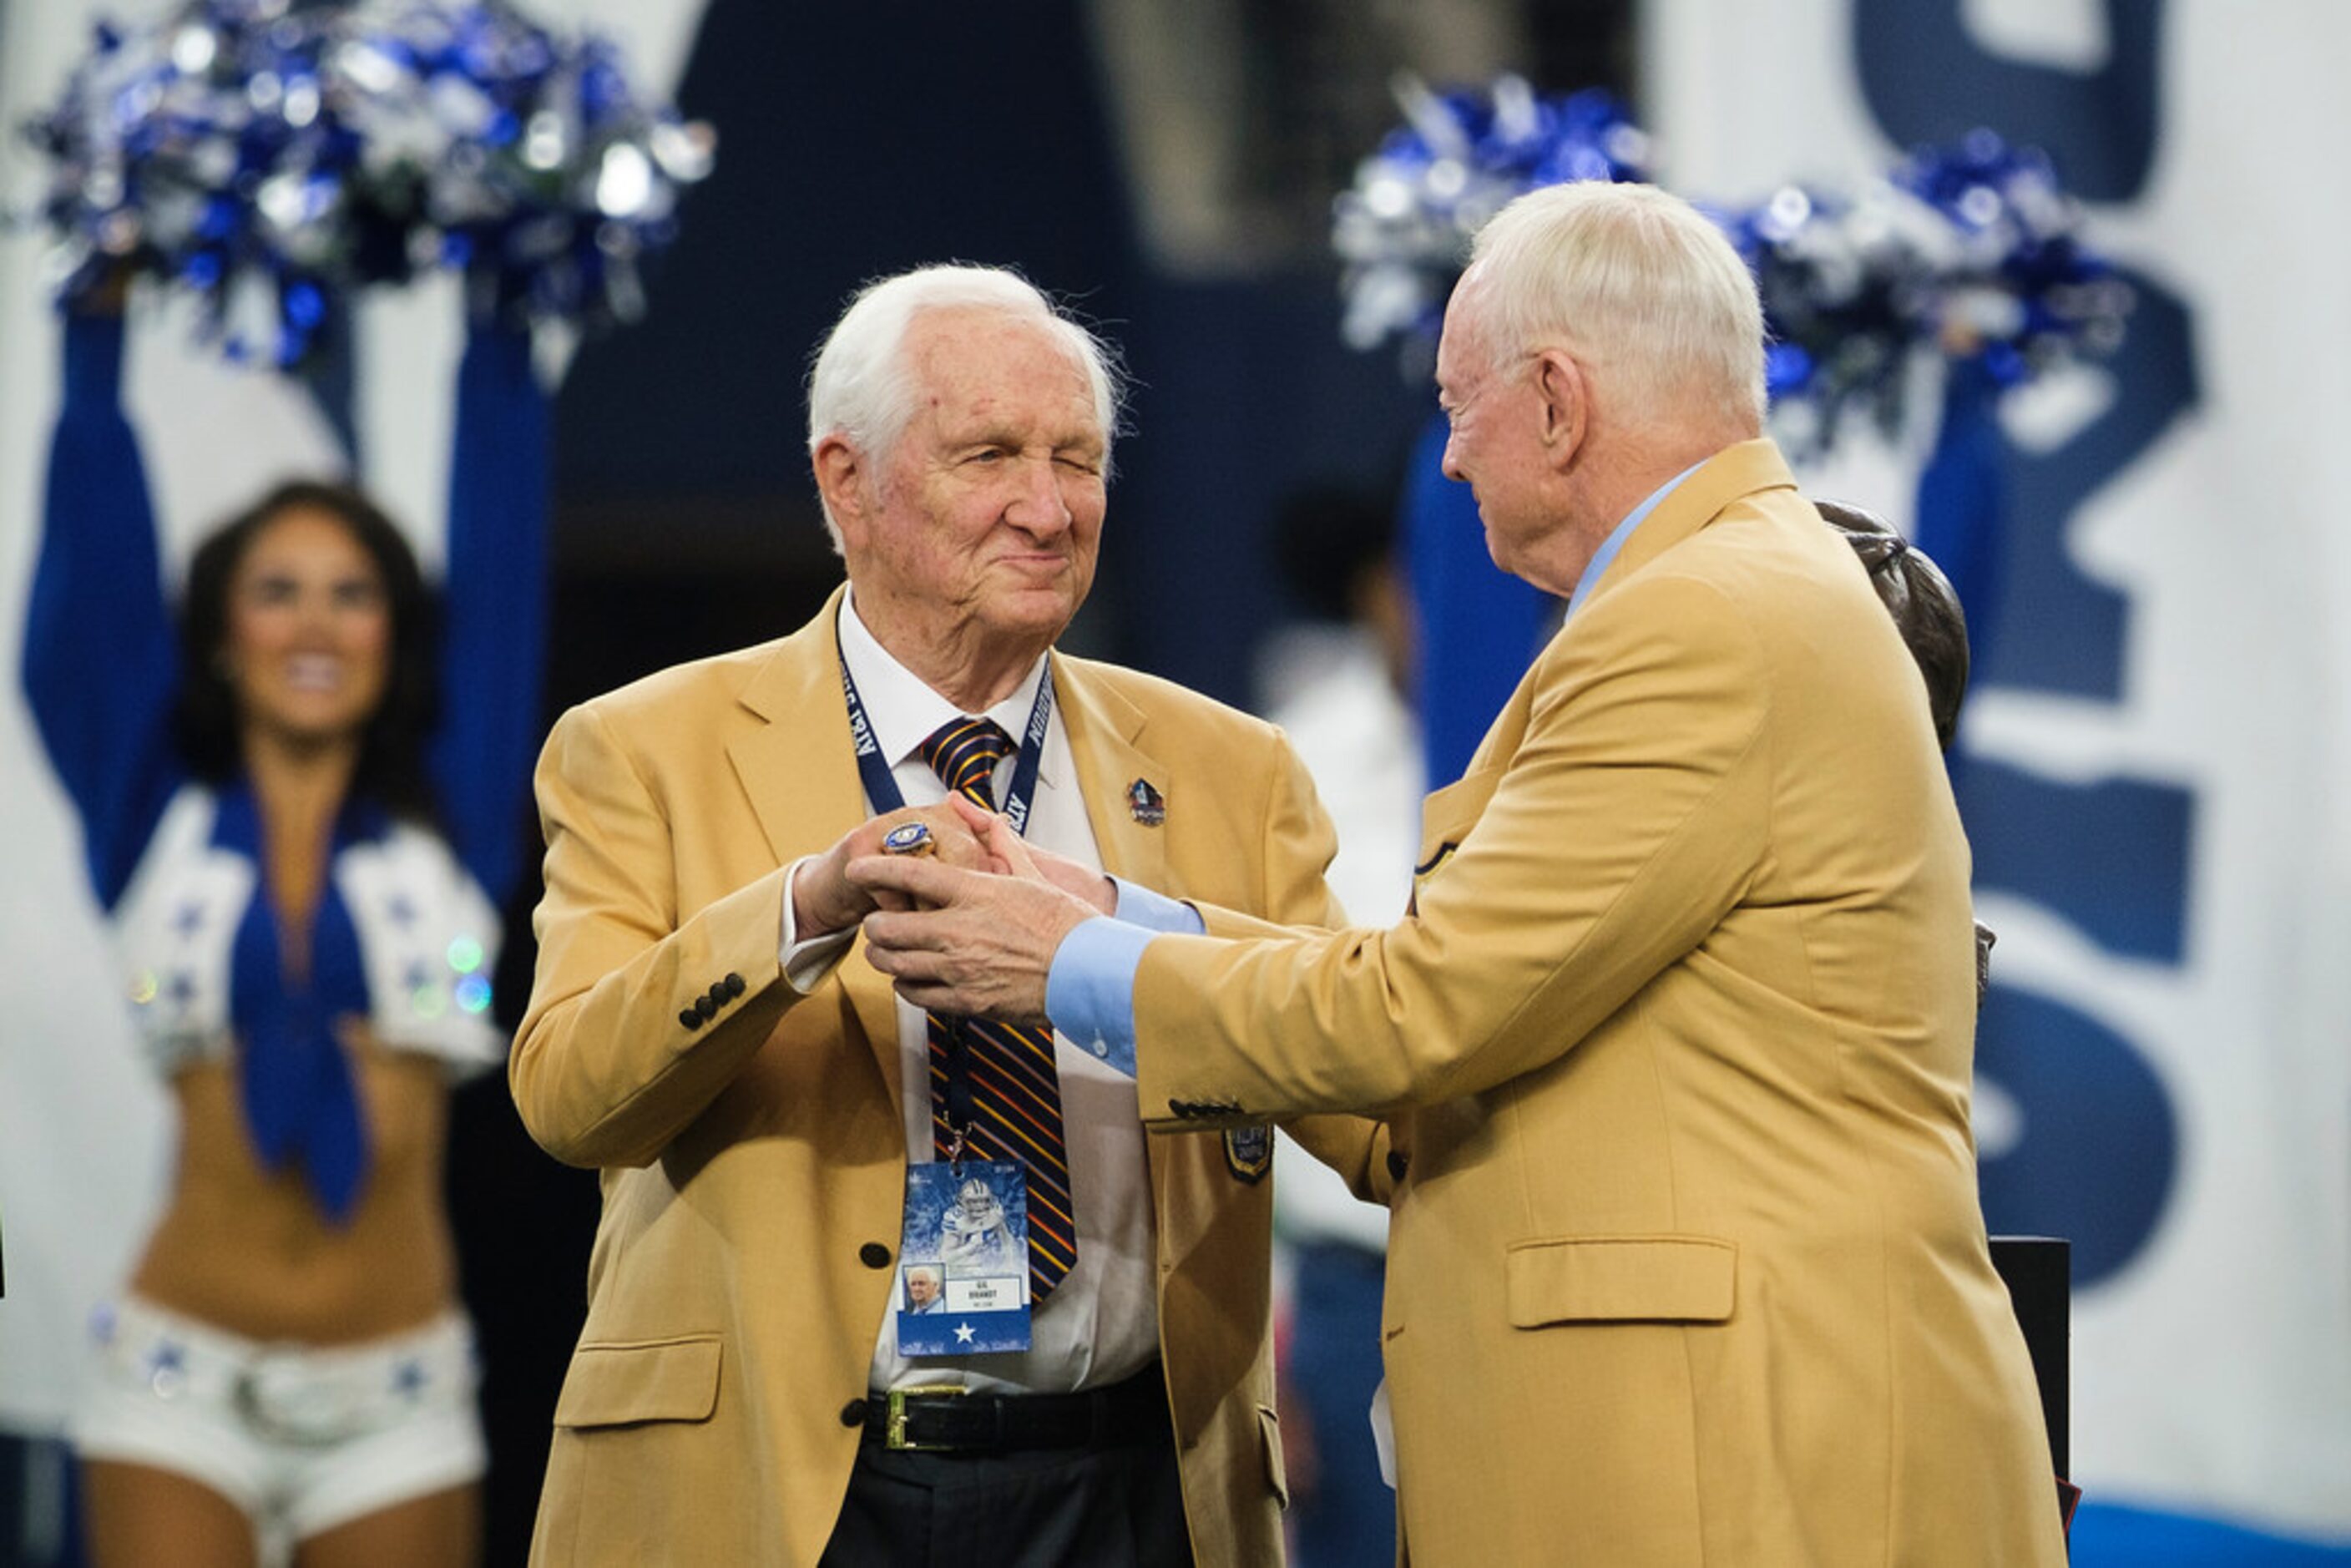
{"left": 175, "top": 479, "right": 439, "bottom": 820}
{"left": 1816, "top": 498, "right": 1970, "bottom": 751}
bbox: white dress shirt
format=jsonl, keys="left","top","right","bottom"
{"left": 781, "top": 588, "right": 1160, "bottom": 1396}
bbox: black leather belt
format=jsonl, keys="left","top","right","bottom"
{"left": 865, "top": 1363, "right": 1168, "bottom": 1453}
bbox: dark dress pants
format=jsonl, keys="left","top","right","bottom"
{"left": 819, "top": 1411, "right": 1191, "bottom": 1568}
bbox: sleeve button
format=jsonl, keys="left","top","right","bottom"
{"left": 678, "top": 1009, "right": 703, "bottom": 1030}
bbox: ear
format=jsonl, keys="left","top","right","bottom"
{"left": 811, "top": 434, "right": 870, "bottom": 544}
{"left": 1531, "top": 349, "right": 1586, "bottom": 468}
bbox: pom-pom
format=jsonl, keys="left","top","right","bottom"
{"left": 1327, "top": 76, "right": 2129, "bottom": 458}
{"left": 1725, "top": 129, "right": 2131, "bottom": 455}
{"left": 20, "top": 0, "right": 714, "bottom": 366}
{"left": 1332, "top": 76, "right": 1649, "bottom": 351}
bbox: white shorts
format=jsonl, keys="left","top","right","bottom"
{"left": 68, "top": 1296, "right": 487, "bottom": 1545}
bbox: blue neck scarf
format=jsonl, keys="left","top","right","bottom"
{"left": 212, "top": 781, "right": 387, "bottom": 1223}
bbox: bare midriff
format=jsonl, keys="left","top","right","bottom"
{"left": 129, "top": 1040, "right": 458, "bottom": 1344}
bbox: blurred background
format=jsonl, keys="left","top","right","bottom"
{"left": 2, "top": 0, "right": 2345, "bottom": 1563}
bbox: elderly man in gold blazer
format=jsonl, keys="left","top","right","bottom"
{"left": 858, "top": 186, "right": 2067, "bottom": 1565}
{"left": 513, "top": 265, "right": 1371, "bottom": 1565}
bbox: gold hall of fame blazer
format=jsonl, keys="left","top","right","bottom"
{"left": 513, "top": 586, "right": 1374, "bottom": 1567}
{"left": 1134, "top": 443, "right": 2067, "bottom": 1566}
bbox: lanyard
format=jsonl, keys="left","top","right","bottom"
{"left": 837, "top": 642, "right": 1054, "bottom": 832}
{"left": 837, "top": 625, "right": 1056, "bottom": 1155}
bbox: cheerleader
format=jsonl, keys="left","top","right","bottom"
{"left": 23, "top": 289, "right": 544, "bottom": 1567}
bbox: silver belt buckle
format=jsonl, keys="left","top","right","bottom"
{"left": 885, "top": 1386, "right": 969, "bottom": 1451}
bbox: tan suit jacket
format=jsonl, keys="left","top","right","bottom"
{"left": 513, "top": 587, "right": 1368, "bottom": 1566}
{"left": 1132, "top": 443, "right": 2066, "bottom": 1565}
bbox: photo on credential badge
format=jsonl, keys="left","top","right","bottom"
{"left": 898, "top": 1161, "right": 1033, "bottom": 1355}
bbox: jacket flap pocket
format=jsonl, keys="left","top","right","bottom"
{"left": 1505, "top": 1236, "right": 1736, "bottom": 1327}
{"left": 1416, "top": 766, "right": 1503, "bottom": 877}
{"left": 1256, "top": 1404, "right": 1289, "bottom": 1510}
{"left": 553, "top": 1334, "right": 723, "bottom": 1429}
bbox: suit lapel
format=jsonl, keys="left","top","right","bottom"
{"left": 1054, "top": 654, "right": 1169, "bottom": 894}
{"left": 729, "top": 584, "right": 905, "bottom": 1100}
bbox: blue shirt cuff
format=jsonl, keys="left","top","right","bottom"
{"left": 1110, "top": 878, "right": 1206, "bottom": 936}
{"left": 1047, "top": 916, "right": 1154, "bottom": 1078}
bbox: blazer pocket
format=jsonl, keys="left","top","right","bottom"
{"left": 1414, "top": 766, "right": 1504, "bottom": 882}
{"left": 1504, "top": 1235, "right": 1736, "bottom": 1327}
{"left": 1256, "top": 1404, "right": 1290, "bottom": 1510}
{"left": 552, "top": 1333, "right": 724, "bottom": 1429}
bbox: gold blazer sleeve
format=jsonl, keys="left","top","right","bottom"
{"left": 1134, "top": 569, "right": 1773, "bottom": 1128}
{"left": 512, "top": 703, "right": 808, "bottom": 1168}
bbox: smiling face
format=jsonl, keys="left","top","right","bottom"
{"left": 220, "top": 505, "right": 392, "bottom": 754}
{"left": 822, "top": 307, "right": 1107, "bottom": 704}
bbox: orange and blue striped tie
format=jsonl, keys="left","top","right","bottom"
{"left": 918, "top": 717, "right": 1076, "bottom": 1302}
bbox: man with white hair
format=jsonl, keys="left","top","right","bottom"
{"left": 857, "top": 185, "right": 2069, "bottom": 1563}
{"left": 513, "top": 264, "right": 1373, "bottom": 1565}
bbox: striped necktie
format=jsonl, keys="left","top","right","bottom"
{"left": 917, "top": 717, "right": 1077, "bottom": 1302}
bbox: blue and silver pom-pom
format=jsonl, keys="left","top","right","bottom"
{"left": 1713, "top": 178, "right": 1961, "bottom": 456}
{"left": 1325, "top": 73, "right": 2129, "bottom": 458}
{"left": 1332, "top": 76, "right": 1650, "bottom": 351}
{"left": 20, "top": 0, "right": 714, "bottom": 366}
{"left": 1719, "top": 130, "right": 2129, "bottom": 456}
{"left": 1888, "top": 129, "right": 2129, "bottom": 383}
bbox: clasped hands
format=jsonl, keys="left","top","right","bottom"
{"left": 796, "top": 796, "right": 1107, "bottom": 1028}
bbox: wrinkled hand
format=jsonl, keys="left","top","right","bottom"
{"left": 848, "top": 835, "right": 1101, "bottom": 1027}
{"left": 939, "top": 796, "right": 1116, "bottom": 916}
{"left": 795, "top": 802, "right": 988, "bottom": 939}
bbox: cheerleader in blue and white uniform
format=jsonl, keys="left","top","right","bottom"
{"left": 23, "top": 289, "right": 544, "bottom": 1567}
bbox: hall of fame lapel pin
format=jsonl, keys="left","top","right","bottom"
{"left": 1126, "top": 777, "right": 1165, "bottom": 827}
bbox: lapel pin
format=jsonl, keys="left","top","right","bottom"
{"left": 1126, "top": 777, "right": 1165, "bottom": 827}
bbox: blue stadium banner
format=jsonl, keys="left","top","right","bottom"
{"left": 1646, "top": 3, "right": 2351, "bottom": 1558}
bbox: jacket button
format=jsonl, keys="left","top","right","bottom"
{"left": 841, "top": 1399, "right": 868, "bottom": 1428}
{"left": 678, "top": 1008, "right": 702, "bottom": 1030}
{"left": 859, "top": 1242, "right": 892, "bottom": 1269}
{"left": 725, "top": 973, "right": 746, "bottom": 998}
{"left": 1388, "top": 1151, "right": 1410, "bottom": 1183}
{"left": 695, "top": 994, "right": 720, "bottom": 1021}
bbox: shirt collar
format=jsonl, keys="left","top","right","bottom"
{"left": 1563, "top": 458, "right": 1706, "bottom": 622}
{"left": 838, "top": 584, "right": 1051, "bottom": 771}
